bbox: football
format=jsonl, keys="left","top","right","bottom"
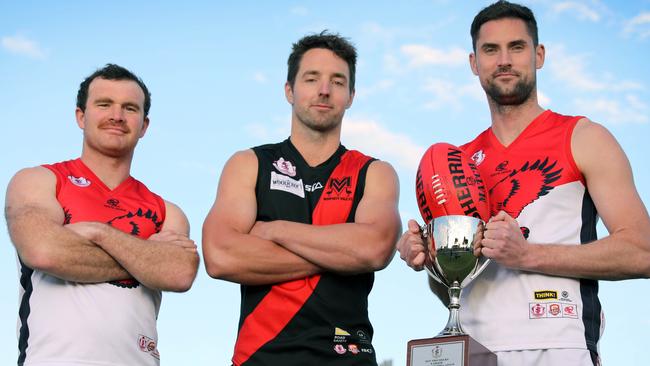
{"left": 415, "top": 142, "right": 490, "bottom": 224}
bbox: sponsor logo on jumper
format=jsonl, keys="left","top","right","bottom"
{"left": 356, "top": 329, "right": 371, "bottom": 344}
{"left": 335, "top": 327, "right": 351, "bottom": 336}
{"left": 334, "top": 327, "right": 350, "bottom": 343}
{"left": 348, "top": 344, "right": 360, "bottom": 355}
{"left": 105, "top": 198, "right": 126, "bottom": 212}
{"left": 563, "top": 304, "right": 578, "bottom": 318}
{"left": 562, "top": 291, "right": 569, "bottom": 299}
{"left": 68, "top": 175, "right": 91, "bottom": 187}
{"left": 270, "top": 171, "right": 305, "bottom": 198}
{"left": 530, "top": 303, "right": 546, "bottom": 318}
{"left": 471, "top": 150, "right": 485, "bottom": 166}
{"left": 549, "top": 303, "right": 561, "bottom": 317}
{"left": 324, "top": 176, "right": 353, "bottom": 201}
{"left": 529, "top": 302, "right": 579, "bottom": 319}
{"left": 496, "top": 161, "right": 509, "bottom": 172}
{"left": 138, "top": 334, "right": 160, "bottom": 360}
{"left": 489, "top": 158, "right": 563, "bottom": 218}
{"left": 305, "top": 182, "right": 323, "bottom": 192}
{"left": 334, "top": 344, "right": 347, "bottom": 355}
{"left": 534, "top": 290, "right": 558, "bottom": 300}
{"left": 273, "top": 157, "right": 297, "bottom": 177}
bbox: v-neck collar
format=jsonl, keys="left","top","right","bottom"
{"left": 72, "top": 158, "right": 135, "bottom": 194}
{"left": 283, "top": 138, "right": 346, "bottom": 170}
{"left": 487, "top": 109, "right": 552, "bottom": 151}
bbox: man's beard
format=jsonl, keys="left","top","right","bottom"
{"left": 485, "top": 72, "right": 536, "bottom": 106}
{"left": 294, "top": 106, "right": 342, "bottom": 133}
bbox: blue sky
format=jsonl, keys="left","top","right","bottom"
{"left": 1, "top": 0, "right": 649, "bottom": 364}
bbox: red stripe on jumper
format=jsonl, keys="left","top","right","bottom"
{"left": 232, "top": 150, "right": 371, "bottom": 365}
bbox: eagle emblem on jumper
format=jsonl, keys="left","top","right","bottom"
{"left": 107, "top": 208, "right": 163, "bottom": 288}
{"left": 489, "top": 157, "right": 563, "bottom": 219}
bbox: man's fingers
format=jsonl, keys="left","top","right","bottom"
{"left": 410, "top": 252, "right": 426, "bottom": 270}
{"left": 407, "top": 219, "right": 421, "bottom": 233}
{"left": 480, "top": 246, "right": 495, "bottom": 258}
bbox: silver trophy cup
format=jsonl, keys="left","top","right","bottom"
{"left": 422, "top": 215, "right": 491, "bottom": 337}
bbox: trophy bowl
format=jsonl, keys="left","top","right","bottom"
{"left": 422, "top": 215, "right": 490, "bottom": 336}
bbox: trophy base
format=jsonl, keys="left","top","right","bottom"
{"left": 406, "top": 334, "right": 496, "bottom": 366}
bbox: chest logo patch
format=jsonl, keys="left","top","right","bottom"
{"left": 489, "top": 158, "right": 563, "bottom": 218}
{"left": 270, "top": 171, "right": 305, "bottom": 198}
{"left": 67, "top": 175, "right": 91, "bottom": 187}
{"left": 471, "top": 150, "right": 485, "bottom": 166}
{"left": 273, "top": 157, "right": 297, "bottom": 177}
{"left": 323, "top": 176, "right": 353, "bottom": 201}
{"left": 305, "top": 181, "right": 323, "bottom": 192}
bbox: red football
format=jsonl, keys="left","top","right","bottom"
{"left": 415, "top": 142, "right": 490, "bottom": 224}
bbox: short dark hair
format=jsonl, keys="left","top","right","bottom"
{"left": 287, "top": 30, "right": 357, "bottom": 92}
{"left": 76, "top": 63, "right": 151, "bottom": 117}
{"left": 470, "top": 0, "right": 538, "bottom": 51}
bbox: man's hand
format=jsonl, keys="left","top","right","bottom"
{"left": 65, "top": 221, "right": 103, "bottom": 243}
{"left": 149, "top": 230, "right": 197, "bottom": 253}
{"left": 481, "top": 211, "right": 529, "bottom": 269}
{"left": 397, "top": 219, "right": 429, "bottom": 271}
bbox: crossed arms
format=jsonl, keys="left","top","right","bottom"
{"left": 202, "top": 149, "right": 402, "bottom": 286}
{"left": 5, "top": 166, "right": 199, "bottom": 292}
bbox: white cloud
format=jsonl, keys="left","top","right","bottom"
{"left": 1, "top": 34, "right": 45, "bottom": 59}
{"left": 624, "top": 12, "right": 650, "bottom": 39}
{"left": 538, "top": 90, "right": 552, "bottom": 108}
{"left": 359, "top": 21, "right": 451, "bottom": 48}
{"left": 244, "top": 117, "right": 290, "bottom": 141}
{"left": 342, "top": 116, "right": 426, "bottom": 171}
{"left": 574, "top": 94, "right": 648, "bottom": 124}
{"left": 290, "top": 6, "right": 308, "bottom": 16}
{"left": 422, "top": 78, "right": 484, "bottom": 110}
{"left": 383, "top": 53, "right": 402, "bottom": 73}
{"left": 360, "top": 22, "right": 397, "bottom": 43}
{"left": 252, "top": 72, "right": 267, "bottom": 83}
{"left": 355, "top": 79, "right": 394, "bottom": 98}
{"left": 547, "top": 44, "right": 642, "bottom": 92}
{"left": 401, "top": 44, "right": 467, "bottom": 68}
{"left": 551, "top": 2, "right": 601, "bottom": 22}
{"left": 545, "top": 44, "right": 647, "bottom": 125}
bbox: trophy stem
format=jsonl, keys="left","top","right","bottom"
{"left": 437, "top": 280, "right": 466, "bottom": 336}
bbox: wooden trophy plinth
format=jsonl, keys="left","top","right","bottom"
{"left": 406, "top": 334, "right": 496, "bottom": 366}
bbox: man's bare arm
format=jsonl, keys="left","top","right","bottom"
{"left": 202, "top": 150, "right": 321, "bottom": 285}
{"left": 5, "top": 167, "right": 129, "bottom": 282}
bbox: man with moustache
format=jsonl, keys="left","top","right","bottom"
{"left": 397, "top": 2, "right": 650, "bottom": 365}
{"left": 5, "top": 64, "right": 199, "bottom": 365}
{"left": 202, "top": 31, "right": 401, "bottom": 366}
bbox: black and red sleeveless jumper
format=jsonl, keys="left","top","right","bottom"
{"left": 232, "top": 139, "right": 379, "bottom": 366}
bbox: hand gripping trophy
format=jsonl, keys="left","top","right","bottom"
{"left": 407, "top": 143, "right": 496, "bottom": 366}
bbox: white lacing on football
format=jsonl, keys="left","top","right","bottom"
{"left": 431, "top": 174, "right": 447, "bottom": 205}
